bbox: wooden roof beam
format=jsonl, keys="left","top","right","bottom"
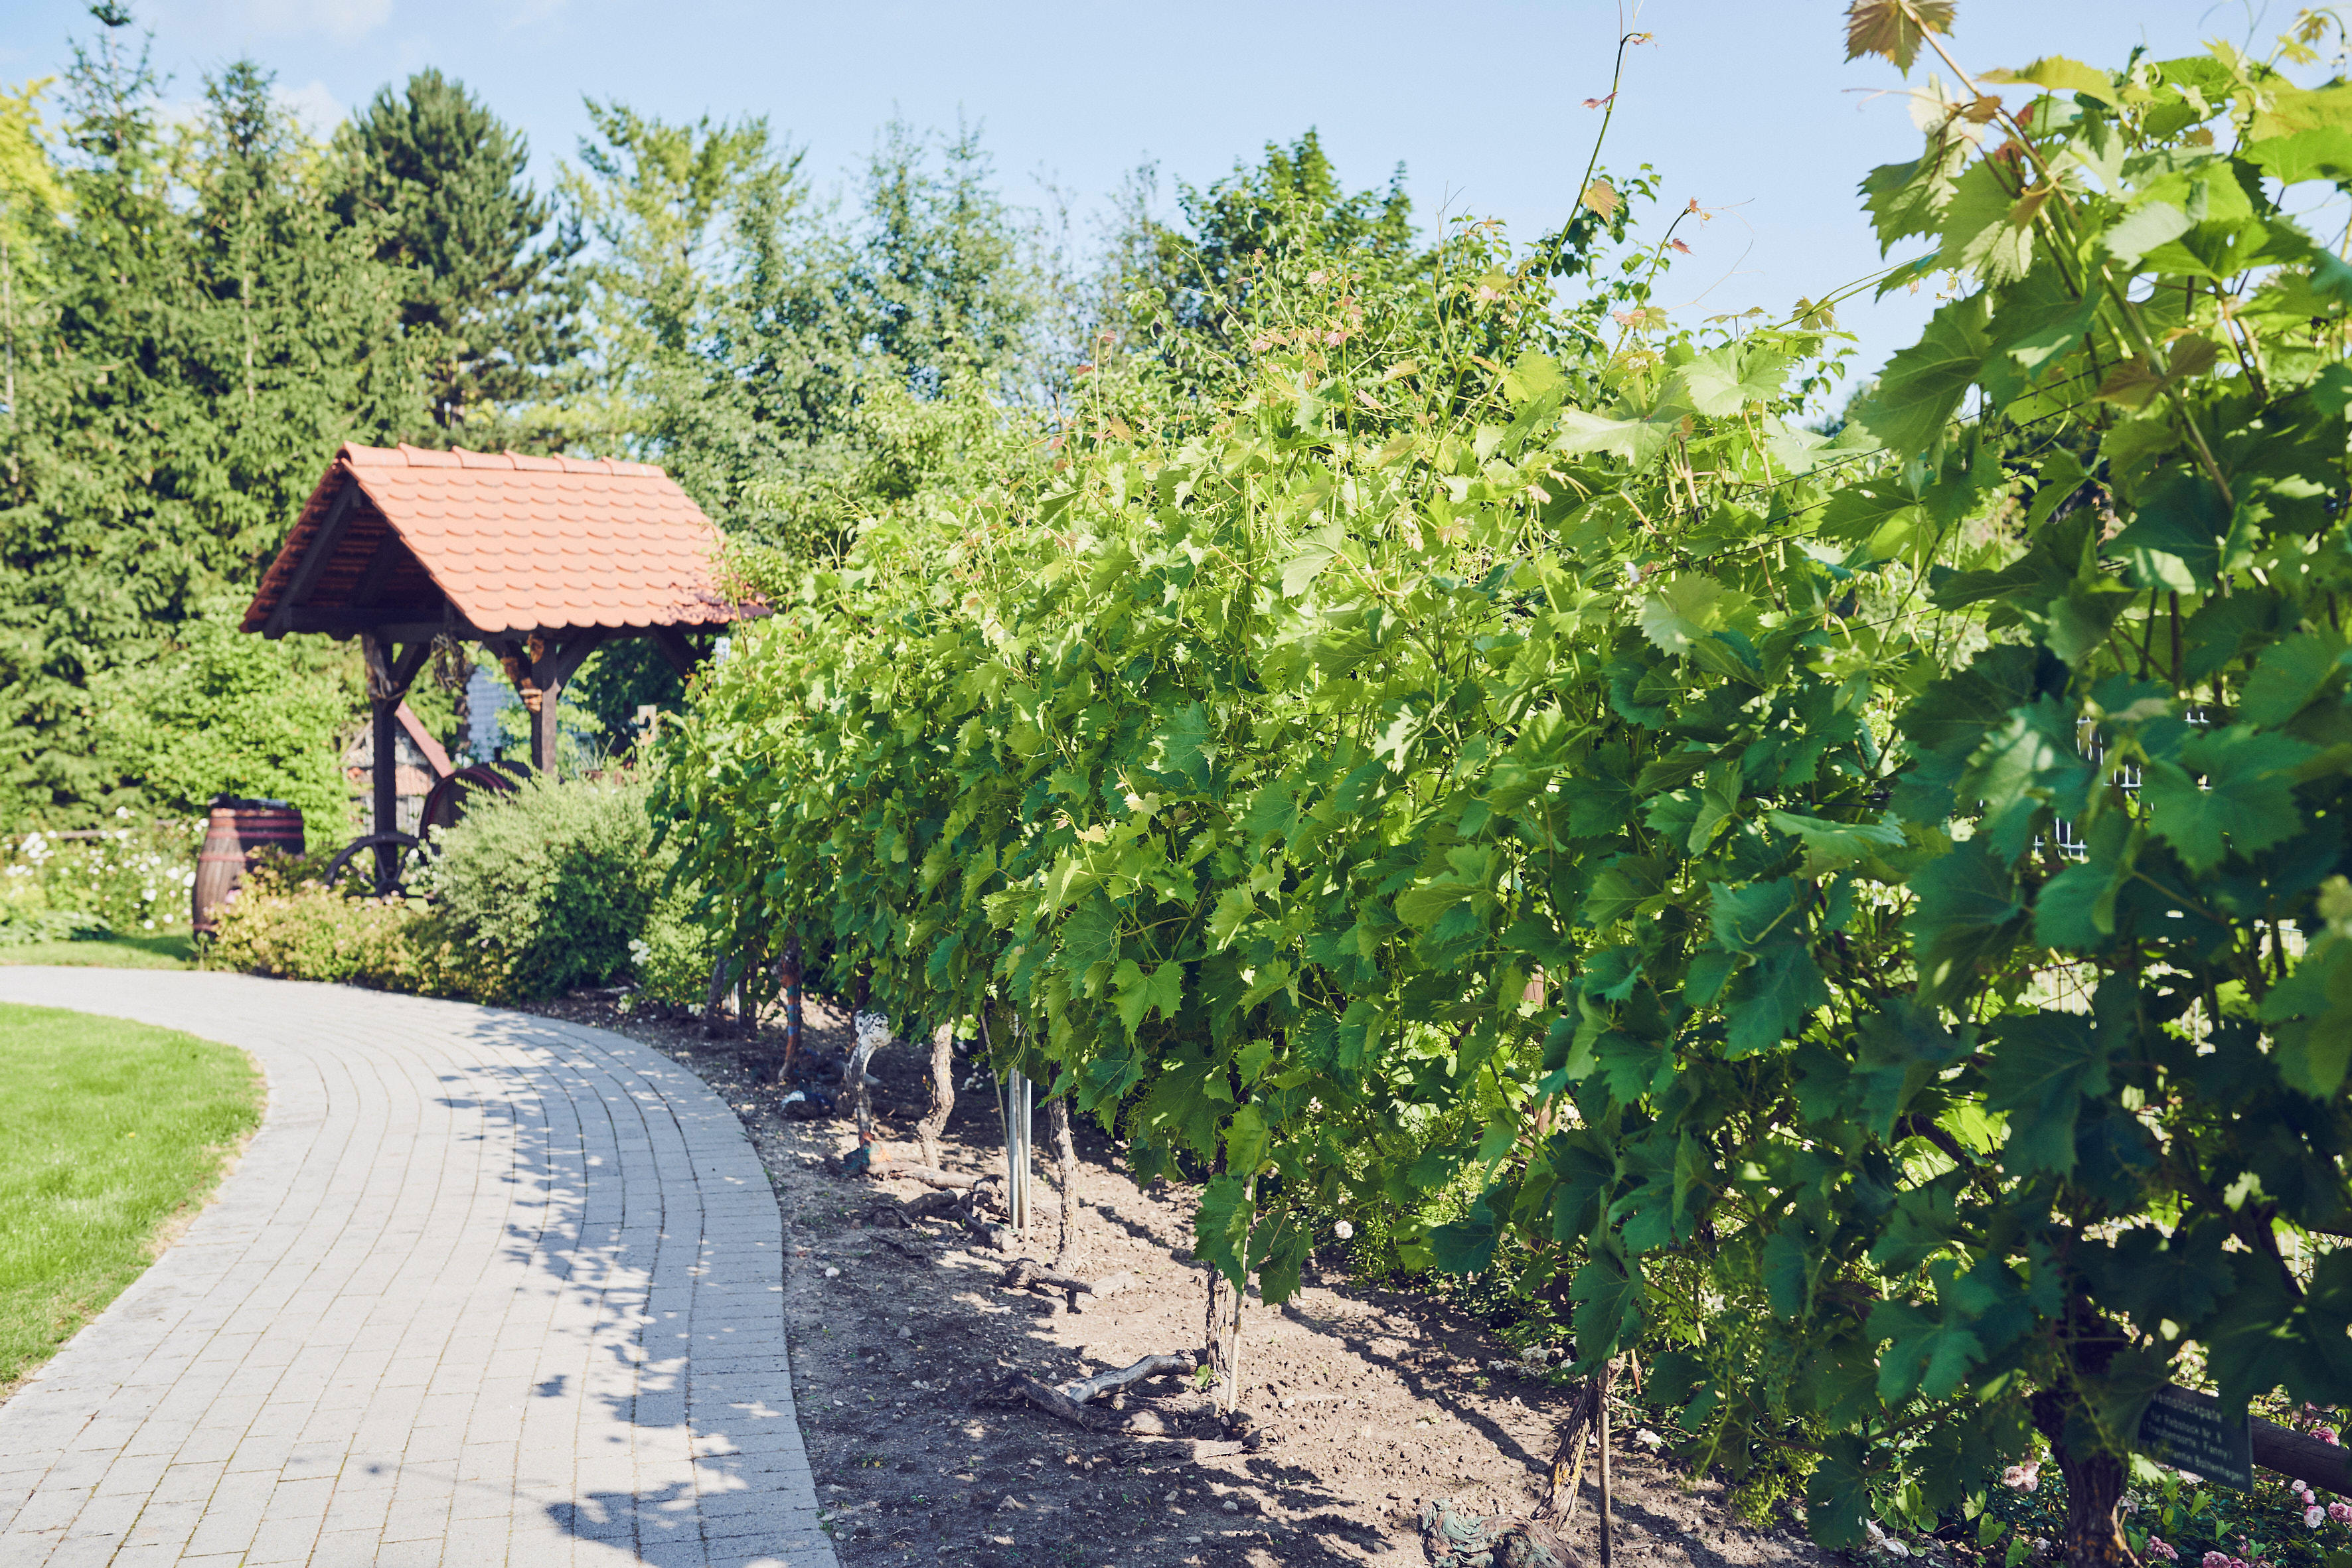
{"left": 260, "top": 479, "right": 361, "bottom": 639}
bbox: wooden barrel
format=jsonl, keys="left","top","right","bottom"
{"left": 191, "top": 801, "right": 305, "bottom": 935}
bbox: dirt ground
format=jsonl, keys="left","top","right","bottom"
{"left": 524, "top": 989, "right": 1846, "bottom": 1568}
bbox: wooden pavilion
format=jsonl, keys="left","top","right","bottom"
{"left": 244, "top": 442, "right": 757, "bottom": 860}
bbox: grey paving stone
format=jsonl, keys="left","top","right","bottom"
{"left": 0, "top": 971, "right": 838, "bottom": 1567}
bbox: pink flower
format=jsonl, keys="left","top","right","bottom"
{"left": 2308, "top": 1506, "right": 2327, "bottom": 1529}
{"left": 2003, "top": 1463, "right": 2041, "bottom": 1492}
{"left": 2147, "top": 1539, "right": 2178, "bottom": 1561}
{"left": 2331, "top": 1502, "right": 2352, "bottom": 1524}
{"left": 2205, "top": 1553, "right": 2233, "bottom": 1568}
{"left": 2321, "top": 1429, "right": 2342, "bottom": 1446}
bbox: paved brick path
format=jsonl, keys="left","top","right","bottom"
{"left": 0, "top": 970, "right": 836, "bottom": 1568}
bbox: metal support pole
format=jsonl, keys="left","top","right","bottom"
{"left": 1001, "top": 1068, "right": 1032, "bottom": 1232}
{"left": 1598, "top": 1370, "right": 1614, "bottom": 1568}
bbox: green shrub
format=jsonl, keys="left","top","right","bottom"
{"left": 418, "top": 774, "right": 665, "bottom": 999}
{"left": 90, "top": 615, "right": 356, "bottom": 833}
{"left": 205, "top": 850, "right": 480, "bottom": 995}
{"left": 1, "top": 811, "right": 201, "bottom": 935}
{"left": 626, "top": 887, "right": 721, "bottom": 1009}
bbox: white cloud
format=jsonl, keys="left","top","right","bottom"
{"left": 273, "top": 78, "right": 344, "bottom": 136}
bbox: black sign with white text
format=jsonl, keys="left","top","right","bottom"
{"left": 2138, "top": 1385, "right": 2254, "bottom": 1490}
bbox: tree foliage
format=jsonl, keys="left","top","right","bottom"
{"left": 330, "top": 67, "right": 582, "bottom": 443}
{"left": 0, "top": 23, "right": 418, "bottom": 821}
{"left": 656, "top": 18, "right": 2352, "bottom": 1568}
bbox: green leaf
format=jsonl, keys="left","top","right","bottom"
{"left": 2238, "top": 629, "right": 2346, "bottom": 726}
{"left": 1208, "top": 886, "right": 1255, "bottom": 949}
{"left": 2104, "top": 202, "right": 2192, "bottom": 267}
{"left": 1223, "top": 1103, "right": 1269, "bottom": 1175}
{"left": 1396, "top": 879, "right": 1478, "bottom": 931}
{"left": 1062, "top": 894, "right": 1121, "bottom": 974}
{"left": 1768, "top": 810, "right": 1908, "bottom": 878}
{"left": 1805, "top": 1434, "right": 1875, "bottom": 1549}
{"left": 1556, "top": 388, "right": 1690, "bottom": 469}
{"left": 1904, "top": 840, "right": 2025, "bottom": 1010}
{"left": 2110, "top": 471, "right": 2236, "bottom": 591}
{"left": 1674, "top": 345, "right": 1792, "bottom": 417}
{"left": 1764, "top": 1227, "right": 1814, "bottom": 1317}
{"left": 1713, "top": 877, "right": 1806, "bottom": 954}
{"left": 1981, "top": 55, "right": 2118, "bottom": 106}
{"left": 1157, "top": 702, "right": 1217, "bottom": 791}
{"left": 2140, "top": 724, "right": 2314, "bottom": 874}
{"left": 1638, "top": 575, "right": 1737, "bottom": 657}
{"left": 1982, "top": 1010, "right": 2109, "bottom": 1175}
{"left": 1194, "top": 1172, "right": 1253, "bottom": 1287}
{"left": 2246, "top": 127, "right": 2352, "bottom": 185}
{"left": 1429, "top": 1192, "right": 1501, "bottom": 1275}
{"left": 1852, "top": 295, "right": 1986, "bottom": 453}
{"left": 1869, "top": 1296, "right": 1984, "bottom": 1403}
{"left": 1281, "top": 520, "right": 1348, "bottom": 598}
{"left": 1938, "top": 160, "right": 2037, "bottom": 283}
{"left": 1725, "top": 943, "right": 1830, "bottom": 1056}
{"left": 2260, "top": 933, "right": 2352, "bottom": 1097}
{"left": 1570, "top": 1251, "right": 1646, "bottom": 1366}
{"left": 1583, "top": 855, "right": 1672, "bottom": 930}
{"left": 1114, "top": 959, "right": 1184, "bottom": 1036}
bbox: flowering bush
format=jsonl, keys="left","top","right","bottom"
{"left": 1, "top": 809, "right": 200, "bottom": 935}
{"left": 1979, "top": 1411, "right": 2352, "bottom": 1568}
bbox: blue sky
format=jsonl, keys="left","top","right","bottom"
{"left": 0, "top": 1, "right": 2313, "bottom": 386}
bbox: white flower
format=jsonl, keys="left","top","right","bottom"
{"left": 1332, "top": 1219, "right": 1354, "bottom": 1241}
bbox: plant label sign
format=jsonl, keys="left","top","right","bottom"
{"left": 2136, "top": 1385, "right": 2252, "bottom": 1490}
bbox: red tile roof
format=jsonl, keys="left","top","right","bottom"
{"left": 243, "top": 443, "right": 755, "bottom": 636}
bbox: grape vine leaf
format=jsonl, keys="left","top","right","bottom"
{"left": 1905, "top": 838, "right": 2026, "bottom": 1008}
{"left": 1676, "top": 346, "right": 1794, "bottom": 417}
{"left": 1570, "top": 1251, "right": 1646, "bottom": 1367}
{"left": 1429, "top": 1192, "right": 1500, "bottom": 1275}
{"left": 1982, "top": 1010, "right": 2109, "bottom": 1175}
{"left": 1843, "top": 0, "right": 1954, "bottom": 71}
{"left": 1638, "top": 575, "right": 1735, "bottom": 656}
{"left": 2138, "top": 726, "right": 2314, "bottom": 874}
{"left": 1194, "top": 1172, "right": 1253, "bottom": 1287}
{"left": 1852, "top": 296, "right": 1986, "bottom": 451}
{"left": 1979, "top": 55, "right": 2117, "bottom": 106}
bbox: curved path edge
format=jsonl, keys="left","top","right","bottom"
{"left": 0, "top": 969, "right": 837, "bottom": 1568}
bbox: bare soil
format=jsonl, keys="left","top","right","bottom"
{"left": 524, "top": 989, "right": 1845, "bottom": 1568}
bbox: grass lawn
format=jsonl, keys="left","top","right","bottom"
{"left": 0, "top": 933, "right": 195, "bottom": 969}
{"left": 0, "top": 1003, "right": 262, "bottom": 1391}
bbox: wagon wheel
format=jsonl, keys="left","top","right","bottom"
{"left": 324, "top": 832, "right": 424, "bottom": 898}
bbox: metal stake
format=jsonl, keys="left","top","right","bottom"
{"left": 1597, "top": 1376, "right": 1614, "bottom": 1568}
{"left": 1002, "top": 1068, "right": 1032, "bottom": 1232}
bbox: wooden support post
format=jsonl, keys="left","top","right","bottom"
{"left": 370, "top": 694, "right": 398, "bottom": 882}
{"left": 779, "top": 936, "right": 803, "bottom": 1073}
{"left": 359, "top": 635, "right": 431, "bottom": 892}
{"left": 531, "top": 686, "right": 562, "bottom": 775}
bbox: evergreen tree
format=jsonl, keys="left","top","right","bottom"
{"left": 332, "top": 68, "right": 580, "bottom": 445}
{"left": 0, "top": 14, "right": 418, "bottom": 824}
